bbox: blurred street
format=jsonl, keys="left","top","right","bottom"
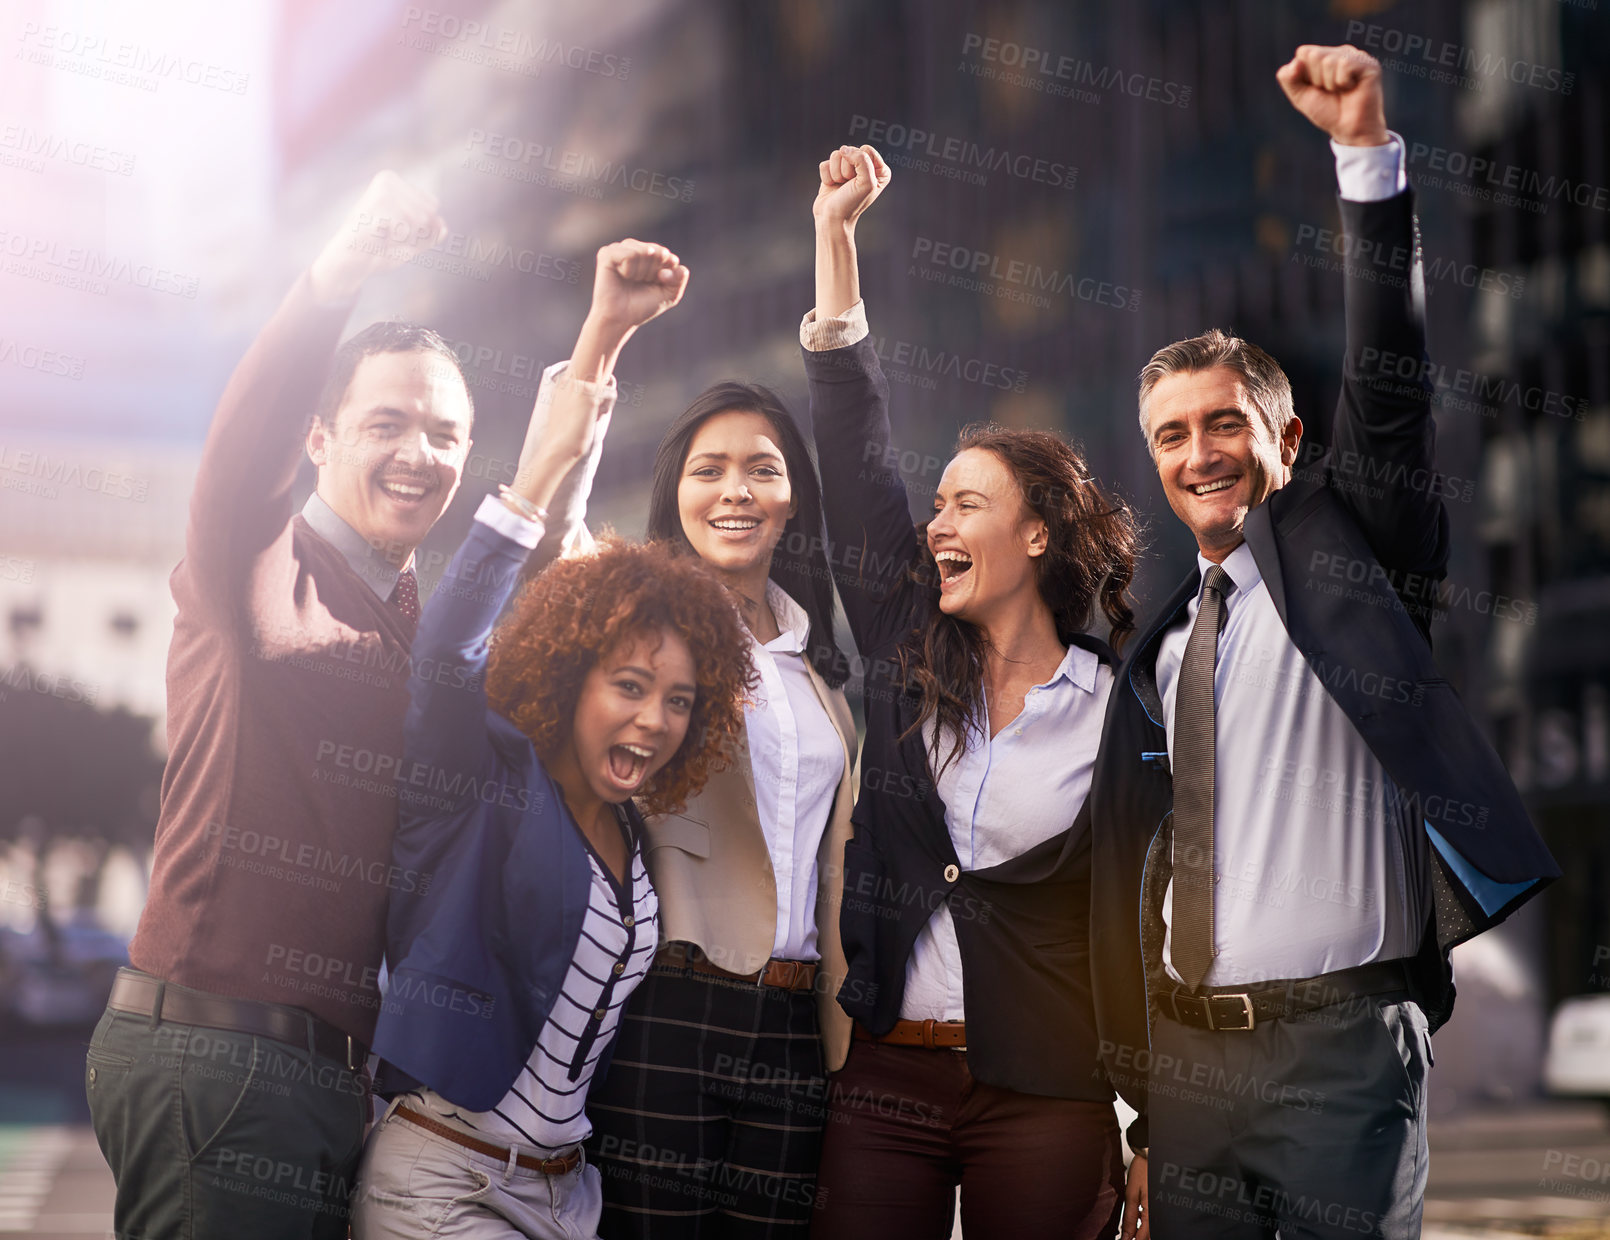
{"left": 0, "top": 1127, "right": 111, "bottom": 1239}
{"left": 3, "top": 1115, "right": 1607, "bottom": 1238}
{"left": 2, "top": 1057, "right": 1605, "bottom": 1240}
{"left": 1426, "top": 1105, "right": 1610, "bottom": 1237}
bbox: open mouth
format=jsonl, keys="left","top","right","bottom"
{"left": 1188, "top": 476, "right": 1239, "bottom": 497}
{"left": 606, "top": 743, "right": 654, "bottom": 790}
{"left": 934, "top": 549, "right": 973, "bottom": 586}
{"left": 379, "top": 477, "right": 434, "bottom": 506}
{"left": 710, "top": 516, "right": 762, "bottom": 534}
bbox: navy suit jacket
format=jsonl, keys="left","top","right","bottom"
{"left": 370, "top": 518, "right": 637, "bottom": 1112}
{"left": 1089, "top": 190, "right": 1559, "bottom": 1146}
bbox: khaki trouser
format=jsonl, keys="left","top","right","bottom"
{"left": 353, "top": 1098, "right": 603, "bottom": 1240}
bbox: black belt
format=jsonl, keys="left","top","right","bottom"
{"left": 108, "top": 968, "right": 368, "bottom": 1072}
{"left": 1159, "top": 959, "right": 1410, "bottom": 1032}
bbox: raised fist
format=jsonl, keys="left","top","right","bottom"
{"left": 813, "top": 144, "right": 891, "bottom": 229}
{"left": 1276, "top": 45, "right": 1389, "bottom": 147}
{"left": 309, "top": 171, "right": 447, "bottom": 303}
{"left": 588, "top": 239, "right": 690, "bottom": 331}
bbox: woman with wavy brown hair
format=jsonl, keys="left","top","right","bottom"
{"left": 354, "top": 241, "right": 754, "bottom": 1240}
{"left": 800, "top": 146, "right": 1143, "bottom": 1240}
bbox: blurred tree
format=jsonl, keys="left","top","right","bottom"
{"left": 0, "top": 671, "right": 162, "bottom": 919}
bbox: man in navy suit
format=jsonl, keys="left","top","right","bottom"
{"left": 1090, "top": 44, "right": 1559, "bottom": 1239}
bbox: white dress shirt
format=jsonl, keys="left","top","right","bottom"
{"left": 900, "top": 644, "right": 1112, "bottom": 1021}
{"left": 748, "top": 580, "right": 846, "bottom": 961}
{"left": 1157, "top": 544, "right": 1429, "bottom": 987}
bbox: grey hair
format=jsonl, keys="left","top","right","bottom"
{"left": 1136, "top": 328, "right": 1294, "bottom": 456}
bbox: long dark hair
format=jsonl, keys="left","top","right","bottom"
{"left": 646, "top": 382, "right": 848, "bottom": 690}
{"left": 900, "top": 424, "right": 1138, "bottom": 774}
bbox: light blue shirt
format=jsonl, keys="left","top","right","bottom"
{"left": 1156, "top": 543, "right": 1430, "bottom": 987}
{"left": 900, "top": 643, "right": 1112, "bottom": 1021}
{"left": 300, "top": 491, "right": 409, "bottom": 603}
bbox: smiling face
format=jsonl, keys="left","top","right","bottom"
{"left": 1144, "top": 365, "right": 1302, "bottom": 561}
{"left": 555, "top": 627, "right": 697, "bottom": 809}
{"left": 927, "top": 447, "right": 1048, "bottom": 626}
{"left": 306, "top": 349, "right": 474, "bottom": 566}
{"left": 676, "top": 410, "right": 795, "bottom": 584}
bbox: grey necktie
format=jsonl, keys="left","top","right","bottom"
{"left": 1172, "top": 563, "right": 1235, "bottom": 991}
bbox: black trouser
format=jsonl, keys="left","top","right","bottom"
{"left": 86, "top": 985, "right": 369, "bottom": 1239}
{"left": 586, "top": 954, "right": 827, "bottom": 1238}
{"left": 1148, "top": 991, "right": 1431, "bottom": 1239}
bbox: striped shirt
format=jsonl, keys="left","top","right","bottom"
{"left": 413, "top": 808, "right": 659, "bottom": 1151}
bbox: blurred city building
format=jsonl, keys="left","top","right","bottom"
{"left": 0, "top": 0, "right": 1604, "bottom": 1109}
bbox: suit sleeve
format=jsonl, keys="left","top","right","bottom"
{"left": 801, "top": 306, "right": 923, "bottom": 658}
{"left": 1324, "top": 190, "right": 1450, "bottom": 580}
{"left": 399, "top": 501, "right": 545, "bottom": 822}
{"left": 180, "top": 272, "right": 352, "bottom": 628}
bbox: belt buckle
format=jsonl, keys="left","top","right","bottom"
{"left": 345, "top": 1035, "right": 362, "bottom": 1073}
{"left": 1207, "top": 993, "right": 1256, "bottom": 1032}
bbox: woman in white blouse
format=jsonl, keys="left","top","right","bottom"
{"left": 585, "top": 383, "right": 858, "bottom": 1238}
{"left": 798, "top": 146, "right": 1146, "bottom": 1240}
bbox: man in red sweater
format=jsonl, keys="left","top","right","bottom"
{"left": 84, "top": 172, "right": 606, "bottom": 1239}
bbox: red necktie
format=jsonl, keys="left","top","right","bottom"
{"left": 391, "top": 568, "right": 420, "bottom": 622}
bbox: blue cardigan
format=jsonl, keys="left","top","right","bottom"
{"left": 371, "top": 515, "right": 634, "bottom": 1111}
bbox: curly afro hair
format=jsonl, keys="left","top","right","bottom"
{"left": 486, "top": 535, "right": 755, "bottom": 817}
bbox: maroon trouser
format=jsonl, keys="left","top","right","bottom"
{"left": 810, "top": 1038, "right": 1124, "bottom": 1239}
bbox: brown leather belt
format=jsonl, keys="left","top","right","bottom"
{"left": 855, "top": 1018, "right": 967, "bottom": 1050}
{"left": 655, "top": 944, "right": 818, "bottom": 993}
{"left": 107, "top": 967, "right": 367, "bottom": 1072}
{"left": 395, "top": 1104, "right": 582, "bottom": 1175}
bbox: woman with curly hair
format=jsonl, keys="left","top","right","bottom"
{"left": 354, "top": 241, "right": 753, "bottom": 1240}
{"left": 585, "top": 331, "right": 857, "bottom": 1235}
{"left": 799, "top": 147, "right": 1143, "bottom": 1240}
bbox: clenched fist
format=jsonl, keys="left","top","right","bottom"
{"left": 309, "top": 171, "right": 448, "bottom": 303}
{"left": 1276, "top": 45, "right": 1390, "bottom": 147}
{"left": 587, "top": 239, "right": 690, "bottom": 332}
{"left": 813, "top": 144, "right": 891, "bottom": 230}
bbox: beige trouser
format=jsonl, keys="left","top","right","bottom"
{"left": 351, "top": 1099, "right": 602, "bottom": 1240}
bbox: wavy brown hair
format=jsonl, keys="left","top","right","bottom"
{"left": 899, "top": 424, "right": 1139, "bottom": 775}
{"left": 487, "top": 536, "right": 756, "bottom": 817}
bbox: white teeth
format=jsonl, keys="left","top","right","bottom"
{"left": 934, "top": 550, "right": 972, "bottom": 564}
{"left": 1191, "top": 478, "right": 1236, "bottom": 495}
{"left": 619, "top": 744, "right": 652, "bottom": 758}
{"left": 384, "top": 481, "right": 427, "bottom": 498}
{"left": 711, "top": 518, "right": 759, "bottom": 530}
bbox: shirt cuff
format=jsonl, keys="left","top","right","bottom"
{"left": 1332, "top": 132, "right": 1407, "bottom": 202}
{"left": 473, "top": 493, "right": 546, "bottom": 549}
{"left": 541, "top": 359, "right": 617, "bottom": 410}
{"left": 800, "top": 300, "right": 870, "bottom": 351}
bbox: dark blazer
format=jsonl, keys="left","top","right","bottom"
{"left": 1089, "top": 189, "right": 1561, "bottom": 1145}
{"left": 804, "top": 335, "right": 1114, "bottom": 1101}
{"left": 371, "top": 517, "right": 645, "bottom": 1111}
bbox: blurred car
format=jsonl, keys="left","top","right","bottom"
{"left": 1543, "top": 994, "right": 1610, "bottom": 1100}
{"left": 0, "top": 915, "right": 128, "bottom": 1028}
